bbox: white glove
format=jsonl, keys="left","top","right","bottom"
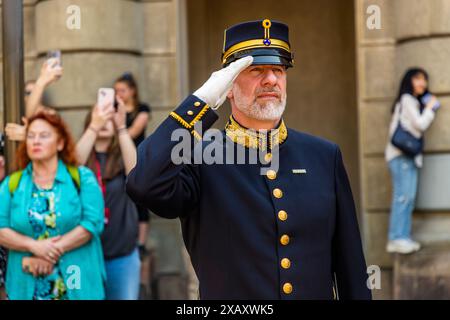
{"left": 194, "top": 56, "right": 253, "bottom": 110}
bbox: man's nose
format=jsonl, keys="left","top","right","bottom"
{"left": 261, "top": 70, "right": 278, "bottom": 86}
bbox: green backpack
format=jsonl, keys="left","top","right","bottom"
{"left": 8, "top": 165, "right": 81, "bottom": 194}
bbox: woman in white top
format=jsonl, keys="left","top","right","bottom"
{"left": 385, "top": 68, "right": 440, "bottom": 254}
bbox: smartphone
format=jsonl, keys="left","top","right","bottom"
{"left": 46, "top": 50, "right": 62, "bottom": 71}
{"left": 97, "top": 88, "right": 115, "bottom": 111}
{"left": 421, "top": 93, "right": 441, "bottom": 111}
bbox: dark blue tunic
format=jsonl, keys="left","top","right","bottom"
{"left": 126, "top": 95, "right": 371, "bottom": 300}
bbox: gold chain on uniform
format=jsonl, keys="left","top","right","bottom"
{"left": 225, "top": 116, "right": 288, "bottom": 151}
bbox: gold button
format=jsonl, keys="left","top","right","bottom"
{"left": 264, "top": 153, "right": 272, "bottom": 162}
{"left": 280, "top": 234, "right": 290, "bottom": 246}
{"left": 187, "top": 110, "right": 194, "bottom": 116}
{"left": 283, "top": 283, "right": 293, "bottom": 294}
{"left": 281, "top": 258, "right": 291, "bottom": 269}
{"left": 273, "top": 188, "right": 283, "bottom": 199}
{"left": 278, "top": 210, "right": 288, "bottom": 221}
{"left": 266, "top": 170, "right": 277, "bottom": 180}
{"left": 194, "top": 102, "right": 201, "bottom": 107}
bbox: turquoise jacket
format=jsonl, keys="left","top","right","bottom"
{"left": 0, "top": 160, "right": 106, "bottom": 300}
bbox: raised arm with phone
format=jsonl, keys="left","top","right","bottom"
{"left": 5, "top": 53, "right": 62, "bottom": 143}
{"left": 76, "top": 90, "right": 136, "bottom": 174}
{"left": 25, "top": 52, "right": 63, "bottom": 118}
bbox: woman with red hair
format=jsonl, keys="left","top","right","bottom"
{"left": 0, "top": 112, "right": 106, "bottom": 300}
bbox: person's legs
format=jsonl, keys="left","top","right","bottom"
{"left": 401, "top": 160, "right": 419, "bottom": 240}
{"left": 104, "top": 248, "right": 141, "bottom": 300}
{"left": 388, "top": 156, "right": 417, "bottom": 241}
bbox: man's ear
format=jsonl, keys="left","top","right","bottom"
{"left": 227, "top": 86, "right": 234, "bottom": 99}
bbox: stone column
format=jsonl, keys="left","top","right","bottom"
{"left": 355, "top": 0, "right": 396, "bottom": 300}
{"left": 0, "top": 0, "right": 37, "bottom": 128}
{"left": 35, "top": 0, "right": 143, "bottom": 137}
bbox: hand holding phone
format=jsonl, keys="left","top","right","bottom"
{"left": 422, "top": 93, "right": 441, "bottom": 111}
{"left": 46, "top": 50, "right": 62, "bottom": 71}
{"left": 97, "top": 88, "right": 115, "bottom": 112}
{"left": 39, "top": 50, "right": 63, "bottom": 86}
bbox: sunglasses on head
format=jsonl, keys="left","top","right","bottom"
{"left": 121, "top": 72, "right": 134, "bottom": 81}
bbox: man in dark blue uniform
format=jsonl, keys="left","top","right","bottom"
{"left": 127, "top": 19, "right": 371, "bottom": 300}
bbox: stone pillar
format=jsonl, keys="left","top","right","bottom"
{"left": 0, "top": 0, "right": 37, "bottom": 128}
{"left": 356, "top": 0, "right": 450, "bottom": 299}
{"left": 355, "top": 0, "right": 396, "bottom": 300}
{"left": 35, "top": 0, "right": 144, "bottom": 137}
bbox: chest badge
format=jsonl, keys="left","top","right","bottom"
{"left": 292, "top": 169, "right": 307, "bottom": 174}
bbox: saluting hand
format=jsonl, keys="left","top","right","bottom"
{"left": 194, "top": 56, "right": 253, "bottom": 109}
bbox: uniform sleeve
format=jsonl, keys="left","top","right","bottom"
{"left": 78, "top": 166, "right": 105, "bottom": 237}
{"left": 402, "top": 94, "right": 435, "bottom": 132}
{"left": 126, "top": 95, "right": 218, "bottom": 219}
{"left": 0, "top": 176, "right": 12, "bottom": 229}
{"left": 332, "top": 146, "right": 372, "bottom": 300}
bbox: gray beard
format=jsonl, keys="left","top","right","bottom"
{"left": 234, "top": 89, "right": 287, "bottom": 121}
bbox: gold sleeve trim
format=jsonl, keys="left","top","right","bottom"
{"left": 169, "top": 104, "right": 210, "bottom": 139}
{"left": 191, "top": 130, "right": 203, "bottom": 141}
{"left": 169, "top": 112, "right": 191, "bottom": 129}
{"left": 190, "top": 105, "right": 210, "bottom": 127}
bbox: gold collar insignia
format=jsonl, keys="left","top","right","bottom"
{"left": 225, "top": 116, "right": 288, "bottom": 151}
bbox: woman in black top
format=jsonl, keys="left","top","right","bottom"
{"left": 114, "top": 73, "right": 150, "bottom": 147}
{"left": 114, "top": 73, "right": 151, "bottom": 258}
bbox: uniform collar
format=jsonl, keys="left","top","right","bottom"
{"left": 25, "top": 159, "right": 70, "bottom": 184}
{"left": 225, "top": 115, "right": 288, "bottom": 151}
